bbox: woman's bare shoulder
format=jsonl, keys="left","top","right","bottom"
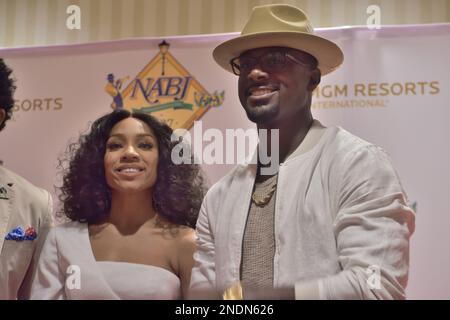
{"left": 174, "top": 226, "right": 196, "bottom": 246}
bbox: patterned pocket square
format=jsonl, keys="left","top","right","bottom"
{"left": 5, "top": 226, "right": 37, "bottom": 241}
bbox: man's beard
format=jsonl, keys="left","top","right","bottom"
{"left": 244, "top": 103, "right": 280, "bottom": 124}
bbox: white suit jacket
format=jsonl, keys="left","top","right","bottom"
{"left": 190, "top": 121, "right": 415, "bottom": 299}
{"left": 0, "top": 165, "right": 53, "bottom": 299}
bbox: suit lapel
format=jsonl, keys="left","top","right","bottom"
{"left": 0, "top": 176, "right": 14, "bottom": 253}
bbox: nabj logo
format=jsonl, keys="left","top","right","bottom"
{"left": 104, "top": 41, "right": 224, "bottom": 130}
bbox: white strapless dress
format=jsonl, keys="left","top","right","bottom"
{"left": 97, "top": 261, "right": 180, "bottom": 300}
{"left": 29, "top": 221, "right": 182, "bottom": 300}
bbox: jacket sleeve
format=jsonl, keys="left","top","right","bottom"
{"left": 296, "top": 145, "right": 415, "bottom": 299}
{"left": 188, "top": 195, "right": 219, "bottom": 299}
{"left": 29, "top": 227, "right": 66, "bottom": 300}
{"left": 18, "top": 189, "right": 54, "bottom": 299}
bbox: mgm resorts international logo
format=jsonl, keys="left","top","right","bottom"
{"left": 104, "top": 40, "right": 225, "bottom": 130}
{"left": 311, "top": 81, "right": 440, "bottom": 109}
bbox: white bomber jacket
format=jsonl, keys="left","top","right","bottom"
{"left": 189, "top": 121, "right": 415, "bottom": 299}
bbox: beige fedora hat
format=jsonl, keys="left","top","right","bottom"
{"left": 213, "top": 4, "right": 344, "bottom": 75}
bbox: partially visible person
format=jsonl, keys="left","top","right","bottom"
{"left": 0, "top": 58, "right": 53, "bottom": 299}
{"left": 30, "top": 109, "right": 205, "bottom": 299}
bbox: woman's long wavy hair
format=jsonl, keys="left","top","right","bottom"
{"left": 58, "top": 109, "right": 206, "bottom": 228}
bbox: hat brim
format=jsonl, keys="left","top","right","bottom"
{"left": 213, "top": 32, "right": 344, "bottom": 75}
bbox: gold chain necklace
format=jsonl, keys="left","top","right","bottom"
{"left": 251, "top": 176, "right": 277, "bottom": 207}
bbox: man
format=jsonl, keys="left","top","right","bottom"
{"left": 0, "top": 58, "right": 53, "bottom": 299}
{"left": 190, "top": 4, "right": 415, "bottom": 299}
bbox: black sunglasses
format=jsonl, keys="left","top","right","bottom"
{"left": 230, "top": 51, "right": 315, "bottom": 76}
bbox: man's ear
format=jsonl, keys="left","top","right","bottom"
{"left": 308, "top": 69, "right": 321, "bottom": 91}
{"left": 0, "top": 108, "right": 5, "bottom": 127}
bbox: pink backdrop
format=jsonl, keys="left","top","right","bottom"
{"left": 1, "top": 24, "right": 449, "bottom": 299}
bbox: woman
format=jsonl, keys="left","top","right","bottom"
{"left": 30, "top": 109, "right": 206, "bottom": 299}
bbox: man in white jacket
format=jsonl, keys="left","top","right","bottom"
{"left": 0, "top": 58, "right": 53, "bottom": 299}
{"left": 189, "top": 4, "right": 415, "bottom": 300}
